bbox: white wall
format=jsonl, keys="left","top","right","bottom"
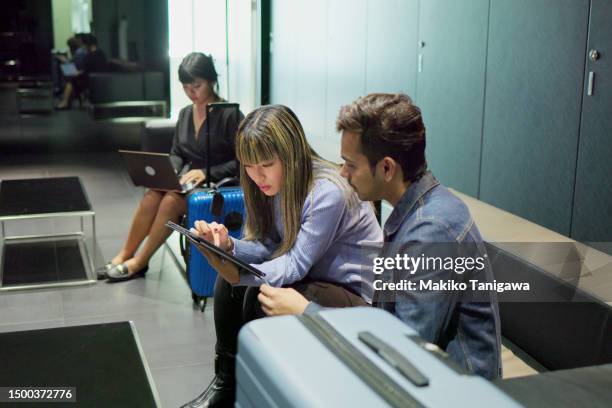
{"left": 168, "top": 0, "right": 259, "bottom": 118}
{"left": 228, "top": 0, "right": 260, "bottom": 114}
{"left": 270, "top": 0, "right": 419, "bottom": 162}
{"left": 52, "top": 0, "right": 73, "bottom": 51}
{"left": 71, "top": 0, "right": 92, "bottom": 34}
{"left": 52, "top": 0, "right": 92, "bottom": 51}
{"left": 381, "top": 201, "right": 393, "bottom": 226}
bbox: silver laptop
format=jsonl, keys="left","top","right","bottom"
{"left": 60, "top": 62, "right": 78, "bottom": 77}
{"left": 119, "top": 150, "right": 197, "bottom": 193}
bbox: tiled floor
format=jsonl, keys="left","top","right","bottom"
{"left": 0, "top": 151, "right": 216, "bottom": 408}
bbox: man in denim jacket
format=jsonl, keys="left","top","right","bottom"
{"left": 258, "top": 93, "right": 502, "bottom": 379}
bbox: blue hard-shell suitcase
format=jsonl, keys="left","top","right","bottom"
{"left": 236, "top": 307, "right": 521, "bottom": 408}
{"left": 184, "top": 180, "right": 245, "bottom": 311}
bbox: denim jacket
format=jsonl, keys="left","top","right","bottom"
{"left": 374, "top": 171, "right": 502, "bottom": 379}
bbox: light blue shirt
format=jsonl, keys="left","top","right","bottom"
{"left": 232, "top": 177, "right": 383, "bottom": 303}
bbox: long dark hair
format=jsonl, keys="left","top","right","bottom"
{"left": 236, "top": 105, "right": 357, "bottom": 256}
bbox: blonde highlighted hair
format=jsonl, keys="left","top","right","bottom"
{"left": 236, "top": 105, "right": 357, "bottom": 257}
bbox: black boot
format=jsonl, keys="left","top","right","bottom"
{"left": 181, "top": 351, "right": 236, "bottom": 408}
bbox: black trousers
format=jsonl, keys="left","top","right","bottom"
{"left": 213, "top": 277, "right": 368, "bottom": 355}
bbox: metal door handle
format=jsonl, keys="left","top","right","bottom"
{"left": 587, "top": 71, "right": 595, "bottom": 96}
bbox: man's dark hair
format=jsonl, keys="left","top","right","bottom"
{"left": 336, "top": 93, "right": 427, "bottom": 182}
{"left": 81, "top": 33, "right": 97, "bottom": 47}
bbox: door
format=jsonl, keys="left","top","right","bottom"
{"left": 571, "top": 0, "right": 612, "bottom": 246}
{"left": 479, "top": 0, "right": 590, "bottom": 235}
{"left": 416, "top": 0, "right": 490, "bottom": 197}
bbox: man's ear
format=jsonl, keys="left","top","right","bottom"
{"left": 380, "top": 157, "right": 397, "bottom": 182}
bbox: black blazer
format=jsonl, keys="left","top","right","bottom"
{"left": 170, "top": 104, "right": 244, "bottom": 183}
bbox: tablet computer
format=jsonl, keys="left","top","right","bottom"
{"left": 165, "top": 221, "right": 266, "bottom": 279}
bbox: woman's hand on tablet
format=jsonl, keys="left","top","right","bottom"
{"left": 192, "top": 220, "right": 238, "bottom": 283}
{"left": 192, "top": 220, "right": 232, "bottom": 251}
{"left": 258, "top": 285, "right": 309, "bottom": 316}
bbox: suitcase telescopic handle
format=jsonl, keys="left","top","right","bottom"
{"left": 358, "top": 331, "right": 430, "bottom": 387}
{"left": 214, "top": 177, "right": 240, "bottom": 189}
{"left": 210, "top": 177, "right": 240, "bottom": 218}
{"left": 206, "top": 102, "right": 240, "bottom": 188}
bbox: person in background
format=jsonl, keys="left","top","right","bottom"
{"left": 102, "top": 52, "right": 243, "bottom": 282}
{"left": 53, "top": 34, "right": 87, "bottom": 97}
{"left": 256, "top": 93, "right": 503, "bottom": 380}
{"left": 183, "top": 104, "right": 383, "bottom": 407}
{"left": 56, "top": 34, "right": 86, "bottom": 69}
{"left": 55, "top": 34, "right": 107, "bottom": 109}
{"left": 68, "top": 34, "right": 87, "bottom": 70}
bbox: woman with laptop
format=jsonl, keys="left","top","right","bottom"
{"left": 102, "top": 52, "right": 244, "bottom": 282}
{"left": 183, "top": 105, "right": 383, "bottom": 407}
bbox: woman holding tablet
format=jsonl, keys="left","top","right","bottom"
{"left": 102, "top": 52, "right": 243, "bottom": 282}
{"left": 184, "top": 105, "right": 382, "bottom": 407}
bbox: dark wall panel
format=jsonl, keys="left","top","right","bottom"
{"left": 142, "top": 0, "right": 169, "bottom": 74}
{"left": 365, "top": 0, "right": 418, "bottom": 98}
{"left": 480, "top": 0, "right": 590, "bottom": 235}
{"left": 0, "top": 0, "right": 53, "bottom": 76}
{"left": 91, "top": 0, "right": 117, "bottom": 58}
{"left": 91, "top": 0, "right": 168, "bottom": 99}
{"left": 416, "top": 0, "right": 490, "bottom": 197}
{"left": 117, "top": 0, "right": 146, "bottom": 62}
{"left": 571, "top": 0, "right": 612, "bottom": 243}
{"left": 92, "top": 0, "right": 167, "bottom": 68}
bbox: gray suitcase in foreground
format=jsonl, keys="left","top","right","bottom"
{"left": 236, "top": 307, "right": 520, "bottom": 407}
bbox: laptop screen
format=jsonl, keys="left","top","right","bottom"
{"left": 60, "top": 63, "right": 78, "bottom": 76}
{"left": 119, "top": 150, "right": 183, "bottom": 192}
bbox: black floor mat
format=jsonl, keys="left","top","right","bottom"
{"left": 0, "top": 177, "right": 91, "bottom": 216}
{"left": 2, "top": 238, "right": 88, "bottom": 286}
{"left": 0, "top": 322, "right": 158, "bottom": 407}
